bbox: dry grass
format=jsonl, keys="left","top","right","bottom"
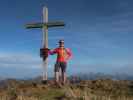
{"left": 0, "top": 79, "right": 132, "bottom": 100}
{"left": 63, "top": 86, "right": 133, "bottom": 100}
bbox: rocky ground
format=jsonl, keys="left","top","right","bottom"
{"left": 0, "top": 79, "right": 133, "bottom": 100}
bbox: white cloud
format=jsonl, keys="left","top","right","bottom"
{"left": 0, "top": 52, "right": 42, "bottom": 69}
{"left": 68, "top": 63, "right": 133, "bottom": 76}
{"left": 0, "top": 51, "right": 57, "bottom": 78}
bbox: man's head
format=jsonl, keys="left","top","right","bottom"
{"left": 58, "top": 39, "right": 64, "bottom": 48}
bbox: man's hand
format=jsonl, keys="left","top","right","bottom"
{"left": 40, "top": 48, "right": 50, "bottom": 60}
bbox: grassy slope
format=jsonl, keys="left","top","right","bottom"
{"left": 0, "top": 79, "right": 133, "bottom": 100}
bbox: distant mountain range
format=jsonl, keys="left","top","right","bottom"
{"left": 73, "top": 72, "right": 133, "bottom": 80}
{"left": 0, "top": 72, "right": 133, "bottom": 81}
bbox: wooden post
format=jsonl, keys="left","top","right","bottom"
{"left": 42, "top": 6, "right": 48, "bottom": 81}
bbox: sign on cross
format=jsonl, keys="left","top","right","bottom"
{"left": 25, "top": 6, "right": 65, "bottom": 82}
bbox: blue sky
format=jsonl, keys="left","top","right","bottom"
{"left": 0, "top": 0, "right": 133, "bottom": 78}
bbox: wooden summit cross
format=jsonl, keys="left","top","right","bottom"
{"left": 26, "top": 6, "right": 65, "bottom": 82}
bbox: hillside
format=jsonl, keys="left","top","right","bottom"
{"left": 0, "top": 79, "right": 133, "bottom": 100}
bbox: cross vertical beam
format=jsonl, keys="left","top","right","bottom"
{"left": 42, "top": 7, "right": 48, "bottom": 81}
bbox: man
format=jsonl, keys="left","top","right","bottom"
{"left": 41, "top": 40, "right": 72, "bottom": 85}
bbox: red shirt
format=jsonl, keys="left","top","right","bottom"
{"left": 49, "top": 47, "right": 72, "bottom": 62}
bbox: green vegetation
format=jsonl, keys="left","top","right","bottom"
{"left": 0, "top": 79, "right": 133, "bottom": 100}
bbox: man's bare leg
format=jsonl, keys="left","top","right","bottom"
{"left": 55, "top": 72, "right": 59, "bottom": 84}
{"left": 55, "top": 72, "right": 62, "bottom": 87}
{"left": 59, "top": 68, "right": 62, "bottom": 82}
{"left": 62, "top": 72, "right": 67, "bottom": 85}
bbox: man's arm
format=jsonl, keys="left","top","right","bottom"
{"left": 65, "top": 48, "right": 72, "bottom": 60}
{"left": 48, "top": 48, "right": 58, "bottom": 55}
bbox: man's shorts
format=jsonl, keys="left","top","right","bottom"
{"left": 54, "top": 62, "right": 67, "bottom": 72}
